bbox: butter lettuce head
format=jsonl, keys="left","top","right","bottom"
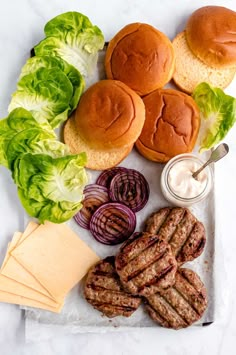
{"left": 8, "top": 67, "right": 73, "bottom": 128}
{"left": 20, "top": 55, "right": 85, "bottom": 112}
{"left": 193, "top": 82, "right": 236, "bottom": 152}
{"left": 34, "top": 12, "right": 105, "bottom": 77}
{"left": 14, "top": 152, "right": 88, "bottom": 223}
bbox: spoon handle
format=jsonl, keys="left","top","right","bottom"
{"left": 192, "top": 143, "right": 229, "bottom": 180}
{"left": 192, "top": 161, "right": 210, "bottom": 179}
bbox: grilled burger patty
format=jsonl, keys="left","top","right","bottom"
{"left": 115, "top": 232, "right": 178, "bottom": 297}
{"left": 145, "top": 268, "right": 207, "bottom": 329}
{"left": 145, "top": 207, "right": 206, "bottom": 264}
{"left": 84, "top": 256, "right": 141, "bottom": 318}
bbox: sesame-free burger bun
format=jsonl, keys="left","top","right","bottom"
{"left": 172, "top": 32, "right": 236, "bottom": 93}
{"left": 74, "top": 80, "right": 145, "bottom": 150}
{"left": 64, "top": 115, "right": 133, "bottom": 170}
{"left": 105, "top": 23, "right": 175, "bottom": 96}
{"left": 135, "top": 89, "right": 200, "bottom": 163}
{"left": 186, "top": 6, "right": 236, "bottom": 68}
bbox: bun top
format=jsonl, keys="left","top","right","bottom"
{"left": 105, "top": 23, "right": 175, "bottom": 96}
{"left": 135, "top": 89, "right": 200, "bottom": 163}
{"left": 186, "top": 6, "right": 236, "bottom": 68}
{"left": 74, "top": 80, "right": 145, "bottom": 150}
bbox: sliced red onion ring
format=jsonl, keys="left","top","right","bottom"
{"left": 109, "top": 170, "right": 149, "bottom": 212}
{"left": 89, "top": 202, "right": 136, "bottom": 245}
{"left": 96, "top": 167, "right": 129, "bottom": 188}
{"left": 74, "top": 184, "right": 109, "bottom": 229}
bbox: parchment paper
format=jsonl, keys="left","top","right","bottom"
{"left": 22, "top": 51, "right": 227, "bottom": 341}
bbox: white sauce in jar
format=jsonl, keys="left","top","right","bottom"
{"left": 167, "top": 160, "right": 208, "bottom": 199}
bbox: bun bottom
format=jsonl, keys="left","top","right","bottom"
{"left": 172, "top": 32, "right": 236, "bottom": 94}
{"left": 135, "top": 139, "right": 169, "bottom": 163}
{"left": 64, "top": 117, "right": 133, "bottom": 170}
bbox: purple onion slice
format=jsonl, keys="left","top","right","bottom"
{"left": 74, "top": 184, "right": 109, "bottom": 229}
{"left": 96, "top": 167, "right": 129, "bottom": 188}
{"left": 109, "top": 170, "right": 149, "bottom": 212}
{"left": 89, "top": 202, "right": 136, "bottom": 245}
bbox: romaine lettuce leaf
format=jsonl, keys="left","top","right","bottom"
{"left": 8, "top": 67, "right": 73, "bottom": 128}
{"left": 20, "top": 55, "right": 85, "bottom": 112}
{"left": 193, "top": 82, "right": 236, "bottom": 152}
{"left": 14, "top": 152, "right": 88, "bottom": 223}
{"left": 34, "top": 12, "right": 104, "bottom": 77}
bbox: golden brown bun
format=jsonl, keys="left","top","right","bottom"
{"left": 74, "top": 80, "right": 145, "bottom": 150}
{"left": 172, "top": 32, "right": 236, "bottom": 93}
{"left": 135, "top": 89, "right": 200, "bottom": 163}
{"left": 105, "top": 23, "right": 175, "bottom": 96}
{"left": 64, "top": 115, "right": 133, "bottom": 170}
{"left": 186, "top": 6, "right": 236, "bottom": 68}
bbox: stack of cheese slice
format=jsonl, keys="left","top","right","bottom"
{"left": 0, "top": 221, "right": 100, "bottom": 313}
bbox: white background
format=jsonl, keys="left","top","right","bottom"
{"left": 0, "top": 0, "right": 235, "bottom": 354}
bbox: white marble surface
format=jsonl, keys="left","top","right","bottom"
{"left": 0, "top": 0, "right": 236, "bottom": 354}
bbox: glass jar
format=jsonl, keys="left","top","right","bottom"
{"left": 160, "top": 153, "right": 214, "bottom": 207}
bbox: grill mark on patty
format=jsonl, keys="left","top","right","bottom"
{"left": 157, "top": 208, "right": 186, "bottom": 242}
{"left": 145, "top": 268, "right": 207, "bottom": 329}
{"left": 86, "top": 286, "right": 139, "bottom": 306}
{"left": 145, "top": 208, "right": 206, "bottom": 264}
{"left": 84, "top": 257, "right": 141, "bottom": 318}
{"left": 175, "top": 222, "right": 206, "bottom": 263}
{"left": 145, "top": 208, "right": 171, "bottom": 234}
{"left": 121, "top": 240, "right": 168, "bottom": 282}
{"left": 168, "top": 209, "right": 196, "bottom": 248}
{"left": 117, "top": 245, "right": 177, "bottom": 297}
{"left": 145, "top": 303, "right": 172, "bottom": 328}
{"left": 173, "top": 283, "right": 203, "bottom": 317}
{"left": 126, "top": 249, "right": 170, "bottom": 282}
{"left": 157, "top": 291, "right": 192, "bottom": 326}
{"left": 91, "top": 304, "right": 138, "bottom": 314}
{"left": 146, "top": 293, "right": 188, "bottom": 328}
{"left": 174, "top": 270, "right": 207, "bottom": 315}
{"left": 137, "top": 264, "right": 175, "bottom": 293}
{"left": 116, "top": 233, "right": 162, "bottom": 269}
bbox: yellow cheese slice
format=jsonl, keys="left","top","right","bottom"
{"left": 1, "top": 242, "right": 13, "bottom": 270}
{"left": 11, "top": 221, "right": 100, "bottom": 301}
{"left": 16, "top": 221, "right": 39, "bottom": 246}
{"left": 0, "top": 289, "right": 62, "bottom": 313}
{"left": 1, "top": 231, "right": 56, "bottom": 301}
{"left": 0, "top": 228, "right": 61, "bottom": 308}
{"left": 1, "top": 223, "right": 38, "bottom": 269}
{"left": 0, "top": 273, "right": 61, "bottom": 308}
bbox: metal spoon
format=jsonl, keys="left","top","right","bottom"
{"left": 192, "top": 143, "right": 229, "bottom": 180}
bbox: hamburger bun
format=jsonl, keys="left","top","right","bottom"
{"left": 135, "top": 89, "right": 200, "bottom": 163}
{"left": 74, "top": 80, "right": 145, "bottom": 150}
{"left": 172, "top": 32, "right": 236, "bottom": 93}
{"left": 105, "top": 23, "right": 175, "bottom": 96}
{"left": 186, "top": 6, "right": 236, "bottom": 68}
{"left": 64, "top": 115, "right": 133, "bottom": 170}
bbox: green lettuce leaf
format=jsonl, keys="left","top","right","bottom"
{"left": 193, "top": 82, "right": 236, "bottom": 152}
{"left": 18, "top": 188, "right": 82, "bottom": 224}
{"left": 8, "top": 67, "right": 73, "bottom": 128}
{"left": 0, "top": 108, "right": 55, "bottom": 167}
{"left": 30, "top": 139, "right": 70, "bottom": 158}
{"left": 13, "top": 152, "right": 87, "bottom": 223}
{"left": 34, "top": 12, "right": 104, "bottom": 77}
{"left": 20, "top": 55, "right": 85, "bottom": 112}
{"left": 6, "top": 127, "right": 55, "bottom": 169}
